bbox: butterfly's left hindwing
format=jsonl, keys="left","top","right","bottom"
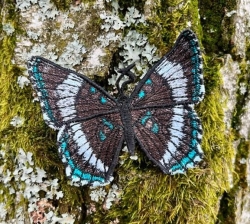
{"left": 57, "top": 113, "right": 124, "bottom": 184}
{"left": 27, "top": 57, "right": 118, "bottom": 129}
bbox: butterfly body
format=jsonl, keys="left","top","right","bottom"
{"left": 117, "top": 96, "right": 136, "bottom": 155}
{"left": 27, "top": 29, "right": 205, "bottom": 185}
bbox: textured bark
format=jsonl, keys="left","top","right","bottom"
{"left": 1, "top": 0, "right": 249, "bottom": 223}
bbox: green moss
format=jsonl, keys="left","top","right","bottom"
{"left": 1, "top": 0, "right": 237, "bottom": 223}
{"left": 137, "top": 0, "right": 202, "bottom": 55}
{"left": 51, "top": 0, "right": 96, "bottom": 10}
{"left": 199, "top": 0, "right": 236, "bottom": 54}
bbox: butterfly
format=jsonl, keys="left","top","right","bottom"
{"left": 27, "top": 29, "right": 205, "bottom": 185}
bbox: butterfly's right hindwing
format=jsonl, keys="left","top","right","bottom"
{"left": 132, "top": 105, "right": 203, "bottom": 174}
{"left": 27, "top": 57, "right": 118, "bottom": 129}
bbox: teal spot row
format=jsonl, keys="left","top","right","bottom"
{"left": 191, "top": 129, "right": 198, "bottom": 138}
{"left": 141, "top": 111, "right": 151, "bottom": 125}
{"left": 60, "top": 133, "right": 105, "bottom": 182}
{"left": 141, "top": 111, "right": 159, "bottom": 134}
{"left": 189, "top": 111, "right": 199, "bottom": 129}
{"left": 151, "top": 123, "right": 159, "bottom": 134}
{"left": 99, "top": 130, "right": 106, "bottom": 141}
{"left": 102, "top": 118, "right": 114, "bottom": 130}
{"left": 98, "top": 118, "right": 114, "bottom": 141}
{"left": 170, "top": 149, "right": 198, "bottom": 172}
{"left": 190, "top": 55, "right": 202, "bottom": 102}
{"left": 186, "top": 35, "right": 202, "bottom": 102}
{"left": 145, "top": 79, "right": 152, "bottom": 85}
{"left": 32, "top": 62, "right": 55, "bottom": 122}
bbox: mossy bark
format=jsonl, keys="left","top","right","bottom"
{"left": 0, "top": 0, "right": 246, "bottom": 223}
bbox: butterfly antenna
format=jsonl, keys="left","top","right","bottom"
{"left": 116, "top": 62, "right": 136, "bottom": 96}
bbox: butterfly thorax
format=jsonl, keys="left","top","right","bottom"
{"left": 117, "top": 95, "right": 135, "bottom": 155}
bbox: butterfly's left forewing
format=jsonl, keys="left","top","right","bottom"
{"left": 27, "top": 57, "right": 118, "bottom": 129}
{"left": 28, "top": 57, "right": 124, "bottom": 184}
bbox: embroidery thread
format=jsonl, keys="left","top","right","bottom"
{"left": 27, "top": 29, "right": 205, "bottom": 185}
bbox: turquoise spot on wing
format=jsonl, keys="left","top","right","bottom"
{"left": 91, "top": 175, "right": 105, "bottom": 182}
{"left": 145, "top": 79, "right": 152, "bottom": 85}
{"left": 189, "top": 150, "right": 197, "bottom": 158}
{"left": 61, "top": 141, "right": 67, "bottom": 151}
{"left": 138, "top": 90, "right": 146, "bottom": 99}
{"left": 73, "top": 169, "right": 83, "bottom": 177}
{"left": 102, "top": 118, "right": 114, "bottom": 130}
{"left": 68, "top": 159, "right": 74, "bottom": 168}
{"left": 151, "top": 123, "right": 159, "bottom": 134}
{"left": 191, "top": 129, "right": 198, "bottom": 138}
{"left": 64, "top": 150, "right": 70, "bottom": 158}
{"left": 100, "top": 96, "right": 107, "bottom": 104}
{"left": 90, "top": 86, "right": 96, "bottom": 94}
{"left": 99, "top": 130, "right": 106, "bottom": 141}
{"left": 73, "top": 169, "right": 105, "bottom": 182}
{"left": 141, "top": 111, "right": 151, "bottom": 125}
{"left": 191, "top": 139, "right": 198, "bottom": 147}
{"left": 33, "top": 66, "right": 38, "bottom": 73}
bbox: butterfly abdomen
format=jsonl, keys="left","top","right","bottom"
{"left": 118, "top": 97, "right": 135, "bottom": 155}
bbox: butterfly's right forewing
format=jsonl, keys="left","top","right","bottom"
{"left": 131, "top": 30, "right": 204, "bottom": 109}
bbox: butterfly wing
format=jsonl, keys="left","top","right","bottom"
{"left": 58, "top": 113, "right": 124, "bottom": 184}
{"left": 130, "top": 29, "right": 204, "bottom": 109}
{"left": 130, "top": 30, "right": 204, "bottom": 174}
{"left": 27, "top": 56, "right": 119, "bottom": 129}
{"left": 131, "top": 105, "right": 203, "bottom": 174}
{"left": 27, "top": 57, "right": 123, "bottom": 184}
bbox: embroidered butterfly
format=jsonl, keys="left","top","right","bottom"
{"left": 27, "top": 29, "right": 205, "bottom": 185}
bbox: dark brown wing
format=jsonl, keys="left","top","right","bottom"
{"left": 27, "top": 56, "right": 118, "bottom": 129}
{"left": 130, "top": 30, "right": 204, "bottom": 174}
{"left": 131, "top": 105, "right": 203, "bottom": 174}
